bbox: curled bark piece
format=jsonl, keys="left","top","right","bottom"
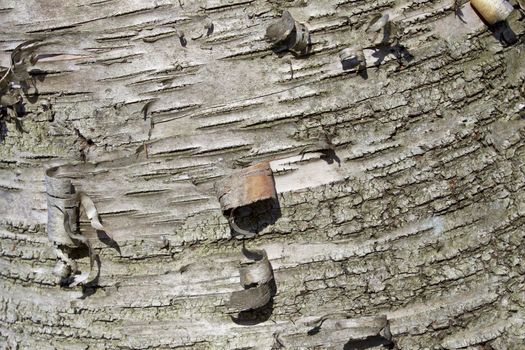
{"left": 217, "top": 162, "right": 276, "bottom": 213}
{"left": 11, "top": 40, "right": 42, "bottom": 67}
{"left": 69, "top": 271, "right": 91, "bottom": 287}
{"left": 470, "top": 0, "right": 513, "bottom": 24}
{"left": 46, "top": 168, "right": 79, "bottom": 247}
{"left": 141, "top": 99, "right": 157, "bottom": 121}
{"left": 518, "top": 0, "right": 525, "bottom": 12}
{"left": 33, "top": 53, "right": 92, "bottom": 62}
{"left": 0, "top": 89, "right": 21, "bottom": 107}
{"left": 176, "top": 30, "right": 187, "bottom": 47}
{"left": 9, "top": 39, "right": 43, "bottom": 84}
{"left": 0, "top": 39, "right": 42, "bottom": 93}
{"left": 227, "top": 248, "right": 275, "bottom": 313}
{"left": 204, "top": 18, "right": 214, "bottom": 36}
{"left": 45, "top": 166, "right": 104, "bottom": 287}
{"left": 365, "top": 13, "right": 395, "bottom": 47}
{"left": 333, "top": 315, "right": 391, "bottom": 340}
{"left": 304, "top": 314, "right": 392, "bottom": 345}
{"left": 339, "top": 48, "right": 366, "bottom": 72}
{"left": 216, "top": 161, "right": 277, "bottom": 238}
{"left": 52, "top": 258, "right": 72, "bottom": 279}
{"left": 0, "top": 67, "right": 11, "bottom": 92}
{"left": 79, "top": 192, "right": 105, "bottom": 232}
{"left": 265, "top": 11, "right": 295, "bottom": 44}
{"left": 239, "top": 248, "right": 273, "bottom": 286}
{"left": 265, "top": 11, "right": 310, "bottom": 56}
{"left": 52, "top": 247, "right": 87, "bottom": 288}
{"left": 228, "top": 283, "right": 272, "bottom": 312}
{"left": 309, "top": 314, "right": 390, "bottom": 336}
{"left": 288, "top": 22, "right": 310, "bottom": 56}
{"left": 1, "top": 39, "right": 44, "bottom": 128}
{"left": 366, "top": 14, "right": 390, "bottom": 33}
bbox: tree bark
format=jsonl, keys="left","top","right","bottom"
{"left": 1, "top": 0, "right": 525, "bottom": 349}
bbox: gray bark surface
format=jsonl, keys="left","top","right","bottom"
{"left": 1, "top": 0, "right": 525, "bottom": 349}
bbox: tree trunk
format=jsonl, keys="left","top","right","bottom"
{"left": 1, "top": 0, "right": 525, "bottom": 349}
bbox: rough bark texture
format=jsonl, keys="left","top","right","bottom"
{"left": 1, "top": 0, "right": 525, "bottom": 349}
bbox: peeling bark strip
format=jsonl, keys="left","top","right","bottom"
{"left": 227, "top": 248, "right": 274, "bottom": 313}
{"left": 45, "top": 166, "right": 105, "bottom": 287}
{"left": 280, "top": 315, "right": 392, "bottom": 348}
{"left": 0, "top": 40, "right": 41, "bottom": 135}
{"left": 1, "top": 39, "right": 88, "bottom": 139}
{"left": 365, "top": 13, "right": 393, "bottom": 48}
{"left": 307, "top": 315, "right": 391, "bottom": 339}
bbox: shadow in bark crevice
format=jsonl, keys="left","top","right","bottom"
{"left": 97, "top": 230, "right": 121, "bottom": 256}
{"left": 490, "top": 21, "right": 518, "bottom": 46}
{"left": 370, "top": 44, "right": 414, "bottom": 68}
{"left": 344, "top": 335, "right": 394, "bottom": 350}
{"left": 58, "top": 243, "right": 103, "bottom": 298}
{"left": 0, "top": 103, "right": 27, "bottom": 142}
{"left": 319, "top": 148, "right": 341, "bottom": 166}
{"left": 23, "top": 68, "right": 48, "bottom": 104}
{"left": 0, "top": 119, "right": 7, "bottom": 141}
{"left": 455, "top": 7, "right": 467, "bottom": 24}
{"left": 229, "top": 197, "right": 281, "bottom": 239}
{"left": 80, "top": 254, "right": 101, "bottom": 299}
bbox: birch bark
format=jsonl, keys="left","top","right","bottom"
{"left": 1, "top": 1, "right": 524, "bottom": 349}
